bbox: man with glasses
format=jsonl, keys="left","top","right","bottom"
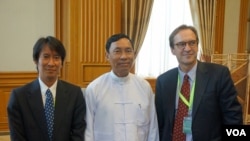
{"left": 155, "top": 24, "right": 242, "bottom": 141}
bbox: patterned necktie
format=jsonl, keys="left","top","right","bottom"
{"left": 45, "top": 89, "right": 54, "bottom": 141}
{"left": 173, "top": 74, "right": 190, "bottom": 141}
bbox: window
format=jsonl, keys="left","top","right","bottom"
{"left": 135, "top": 0, "right": 193, "bottom": 78}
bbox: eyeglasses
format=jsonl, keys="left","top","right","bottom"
{"left": 175, "top": 40, "right": 198, "bottom": 49}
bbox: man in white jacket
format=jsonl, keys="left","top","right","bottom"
{"left": 84, "top": 33, "right": 159, "bottom": 141}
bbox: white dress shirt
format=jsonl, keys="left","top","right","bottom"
{"left": 38, "top": 77, "right": 57, "bottom": 106}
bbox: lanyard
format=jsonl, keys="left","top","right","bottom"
{"left": 178, "top": 74, "right": 196, "bottom": 110}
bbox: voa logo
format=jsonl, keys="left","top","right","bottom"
{"left": 226, "top": 129, "right": 246, "bottom": 136}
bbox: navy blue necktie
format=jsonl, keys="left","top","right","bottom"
{"left": 45, "top": 89, "right": 54, "bottom": 141}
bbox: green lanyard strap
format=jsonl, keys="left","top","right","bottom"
{"left": 177, "top": 74, "right": 196, "bottom": 110}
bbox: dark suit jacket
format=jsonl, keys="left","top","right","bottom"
{"left": 155, "top": 61, "right": 243, "bottom": 141}
{"left": 7, "top": 79, "right": 86, "bottom": 141}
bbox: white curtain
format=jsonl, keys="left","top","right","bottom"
{"left": 135, "top": 0, "right": 193, "bottom": 78}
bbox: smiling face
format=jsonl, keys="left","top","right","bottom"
{"left": 106, "top": 38, "right": 135, "bottom": 77}
{"left": 171, "top": 29, "right": 198, "bottom": 73}
{"left": 34, "top": 44, "right": 62, "bottom": 86}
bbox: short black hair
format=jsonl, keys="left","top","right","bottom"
{"left": 33, "top": 36, "right": 66, "bottom": 64}
{"left": 105, "top": 33, "right": 133, "bottom": 53}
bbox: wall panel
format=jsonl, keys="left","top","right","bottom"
{"left": 0, "top": 72, "right": 37, "bottom": 132}
{"left": 237, "top": 0, "right": 249, "bottom": 53}
{"left": 56, "top": 0, "right": 122, "bottom": 87}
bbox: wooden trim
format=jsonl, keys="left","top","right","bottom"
{"left": 145, "top": 78, "right": 156, "bottom": 93}
{"left": 0, "top": 72, "right": 38, "bottom": 132}
{"left": 0, "top": 72, "right": 38, "bottom": 87}
{"left": 55, "top": 0, "right": 61, "bottom": 39}
{"left": 237, "top": 0, "right": 249, "bottom": 53}
{"left": 214, "top": 0, "right": 225, "bottom": 54}
{"left": 55, "top": 0, "right": 122, "bottom": 86}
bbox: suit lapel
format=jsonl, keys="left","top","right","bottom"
{"left": 27, "top": 79, "right": 48, "bottom": 137}
{"left": 167, "top": 69, "right": 179, "bottom": 125}
{"left": 192, "top": 62, "right": 209, "bottom": 117}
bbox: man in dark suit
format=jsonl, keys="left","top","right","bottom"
{"left": 7, "top": 36, "right": 86, "bottom": 141}
{"left": 155, "top": 24, "right": 243, "bottom": 141}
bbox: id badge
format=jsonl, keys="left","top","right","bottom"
{"left": 183, "top": 116, "right": 192, "bottom": 134}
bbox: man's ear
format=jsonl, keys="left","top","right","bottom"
{"left": 171, "top": 48, "right": 175, "bottom": 55}
{"left": 105, "top": 52, "right": 109, "bottom": 60}
{"left": 33, "top": 60, "right": 39, "bottom": 71}
{"left": 33, "top": 60, "right": 38, "bottom": 65}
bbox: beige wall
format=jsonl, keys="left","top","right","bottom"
{"left": 0, "top": 0, "right": 54, "bottom": 71}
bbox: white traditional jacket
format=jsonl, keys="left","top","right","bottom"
{"left": 85, "top": 71, "right": 159, "bottom": 141}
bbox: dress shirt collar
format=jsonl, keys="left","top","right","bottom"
{"left": 38, "top": 77, "right": 58, "bottom": 104}
{"left": 178, "top": 61, "right": 197, "bottom": 83}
